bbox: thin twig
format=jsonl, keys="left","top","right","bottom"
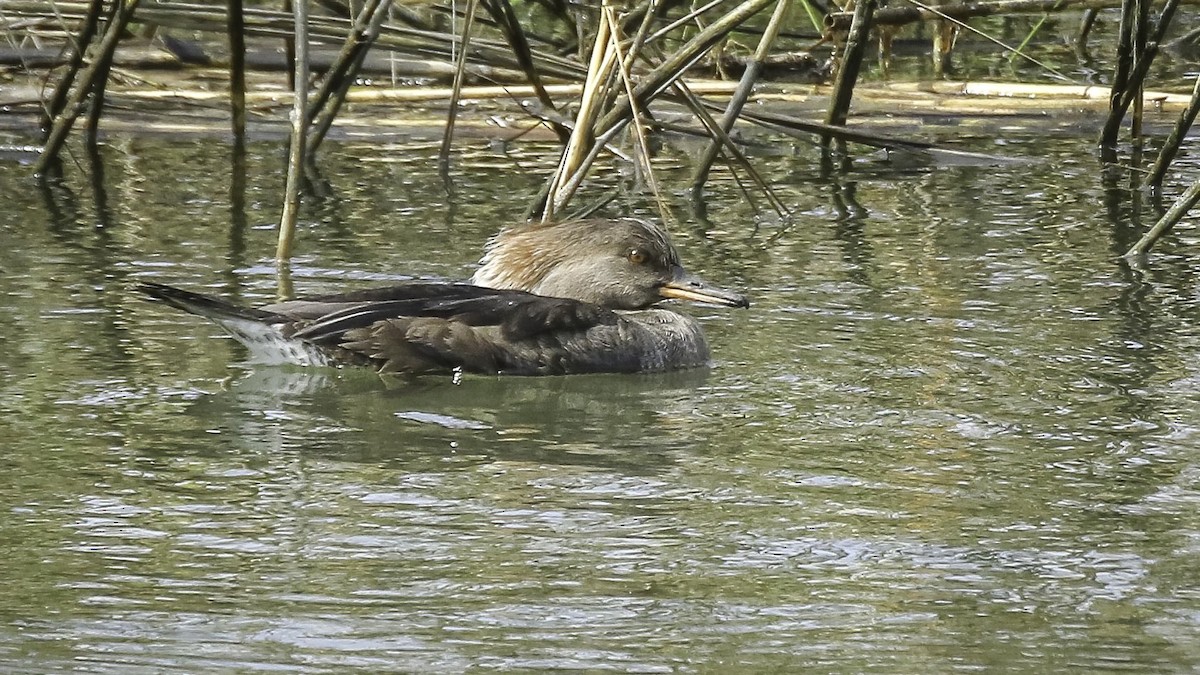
{"left": 604, "top": 4, "right": 670, "bottom": 222}
{"left": 593, "top": 0, "right": 777, "bottom": 136}
{"left": 438, "top": 0, "right": 477, "bottom": 186}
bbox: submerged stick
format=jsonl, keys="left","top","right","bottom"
{"left": 34, "top": 0, "right": 140, "bottom": 176}
{"left": 278, "top": 0, "right": 309, "bottom": 262}
{"left": 1123, "top": 177, "right": 1200, "bottom": 258}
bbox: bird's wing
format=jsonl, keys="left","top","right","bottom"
{"left": 287, "top": 285, "right": 621, "bottom": 375}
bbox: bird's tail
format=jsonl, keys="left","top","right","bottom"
{"left": 136, "top": 282, "right": 332, "bottom": 366}
{"left": 136, "top": 282, "right": 283, "bottom": 323}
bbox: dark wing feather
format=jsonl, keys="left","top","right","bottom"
{"left": 263, "top": 283, "right": 489, "bottom": 320}
{"left": 297, "top": 282, "right": 487, "bottom": 304}
{"left": 495, "top": 295, "right": 617, "bottom": 341}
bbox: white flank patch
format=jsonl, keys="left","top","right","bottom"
{"left": 217, "top": 318, "right": 332, "bottom": 367}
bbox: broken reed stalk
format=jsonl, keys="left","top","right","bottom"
{"left": 40, "top": 0, "right": 104, "bottom": 135}
{"left": 305, "top": 0, "right": 389, "bottom": 123}
{"left": 544, "top": 14, "right": 617, "bottom": 220}
{"left": 309, "top": 0, "right": 391, "bottom": 156}
{"left": 1147, "top": 74, "right": 1200, "bottom": 190}
{"left": 282, "top": 0, "right": 296, "bottom": 91}
{"left": 823, "top": 0, "right": 1197, "bottom": 30}
{"left": 479, "top": 0, "right": 567, "bottom": 141}
{"left": 83, "top": 1, "right": 120, "bottom": 148}
{"left": 438, "top": 0, "right": 478, "bottom": 184}
{"left": 691, "top": 0, "right": 791, "bottom": 194}
{"left": 622, "top": 0, "right": 660, "bottom": 69}
{"left": 671, "top": 84, "right": 789, "bottom": 216}
{"left": 33, "top": 0, "right": 140, "bottom": 176}
{"left": 1100, "top": 0, "right": 1179, "bottom": 149}
{"left": 1123, "top": 177, "right": 1200, "bottom": 258}
{"left": 277, "top": 0, "right": 309, "bottom": 263}
{"left": 1075, "top": 8, "right": 1097, "bottom": 51}
{"left": 1129, "top": 0, "right": 1149, "bottom": 146}
{"left": 537, "top": 119, "right": 632, "bottom": 221}
{"left": 825, "top": 0, "right": 876, "bottom": 132}
{"left": 593, "top": 0, "right": 777, "bottom": 136}
{"left": 645, "top": 0, "right": 724, "bottom": 44}
{"left": 1099, "top": 0, "right": 1137, "bottom": 149}
{"left": 229, "top": 0, "right": 246, "bottom": 141}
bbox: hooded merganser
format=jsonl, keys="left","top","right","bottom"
{"left": 136, "top": 217, "right": 748, "bottom": 375}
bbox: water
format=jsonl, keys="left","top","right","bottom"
{"left": 2, "top": 129, "right": 1199, "bottom": 672}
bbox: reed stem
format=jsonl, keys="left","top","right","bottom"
{"left": 439, "top": 0, "right": 478, "bottom": 185}
{"left": 826, "top": 0, "right": 876, "bottom": 130}
{"left": 229, "top": 0, "right": 247, "bottom": 141}
{"left": 691, "top": 0, "right": 791, "bottom": 193}
{"left": 34, "top": 0, "right": 140, "bottom": 176}
{"left": 277, "top": 0, "right": 309, "bottom": 263}
{"left": 1124, "top": 177, "right": 1200, "bottom": 258}
{"left": 40, "top": 0, "right": 105, "bottom": 136}
{"left": 1147, "top": 74, "right": 1200, "bottom": 190}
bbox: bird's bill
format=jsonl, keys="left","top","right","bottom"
{"left": 659, "top": 270, "right": 750, "bottom": 308}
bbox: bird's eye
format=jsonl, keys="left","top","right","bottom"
{"left": 628, "top": 249, "right": 647, "bottom": 264}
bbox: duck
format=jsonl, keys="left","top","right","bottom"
{"left": 136, "top": 217, "right": 748, "bottom": 376}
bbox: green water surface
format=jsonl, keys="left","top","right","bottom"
{"left": 1, "top": 130, "right": 1198, "bottom": 672}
